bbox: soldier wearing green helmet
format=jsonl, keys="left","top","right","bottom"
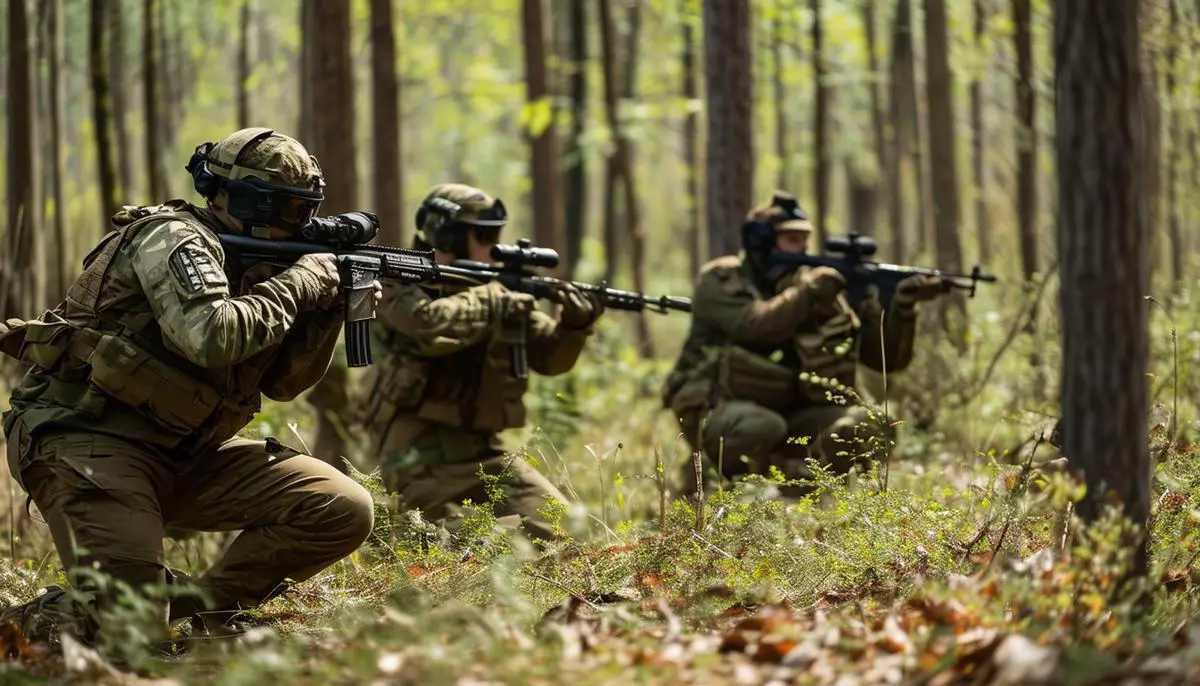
{"left": 662, "top": 191, "right": 944, "bottom": 498}
{"left": 0, "top": 127, "right": 379, "bottom": 647}
{"left": 355, "top": 183, "right": 605, "bottom": 542}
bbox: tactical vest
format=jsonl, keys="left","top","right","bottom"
{"left": 0, "top": 201, "right": 277, "bottom": 449}
{"left": 355, "top": 286, "right": 529, "bottom": 455}
{"left": 661, "top": 255, "right": 863, "bottom": 415}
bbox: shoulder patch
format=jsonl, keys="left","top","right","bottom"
{"left": 168, "top": 239, "right": 226, "bottom": 295}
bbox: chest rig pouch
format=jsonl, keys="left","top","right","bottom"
{"left": 16, "top": 204, "right": 227, "bottom": 436}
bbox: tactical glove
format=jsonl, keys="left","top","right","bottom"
{"left": 475, "top": 281, "right": 535, "bottom": 323}
{"left": 282, "top": 253, "right": 342, "bottom": 309}
{"left": 552, "top": 282, "right": 605, "bottom": 329}
{"left": 796, "top": 266, "right": 846, "bottom": 305}
{"left": 892, "top": 274, "right": 944, "bottom": 309}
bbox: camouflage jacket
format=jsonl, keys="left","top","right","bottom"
{"left": 356, "top": 279, "right": 592, "bottom": 461}
{"left": 0, "top": 199, "right": 341, "bottom": 452}
{"left": 661, "top": 254, "right": 918, "bottom": 414}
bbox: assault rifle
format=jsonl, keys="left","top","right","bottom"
{"left": 219, "top": 213, "right": 691, "bottom": 376}
{"left": 449, "top": 237, "right": 691, "bottom": 377}
{"left": 771, "top": 232, "right": 997, "bottom": 309}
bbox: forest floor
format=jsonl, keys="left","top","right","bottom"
{"left": 0, "top": 287, "right": 1198, "bottom": 684}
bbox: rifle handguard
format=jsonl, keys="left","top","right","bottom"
{"left": 338, "top": 254, "right": 381, "bottom": 367}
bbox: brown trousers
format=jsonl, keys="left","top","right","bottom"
{"left": 5, "top": 417, "right": 374, "bottom": 635}
{"left": 380, "top": 425, "right": 568, "bottom": 542}
{"left": 676, "top": 400, "right": 891, "bottom": 497}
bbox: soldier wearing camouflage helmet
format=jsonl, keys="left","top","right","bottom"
{"left": 355, "top": 183, "right": 605, "bottom": 542}
{"left": 0, "top": 127, "right": 378, "bottom": 646}
{"left": 661, "top": 191, "right": 943, "bottom": 497}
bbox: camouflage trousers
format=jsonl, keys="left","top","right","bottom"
{"left": 380, "top": 424, "right": 567, "bottom": 542}
{"left": 4, "top": 417, "right": 375, "bottom": 642}
{"left": 675, "top": 400, "right": 892, "bottom": 498}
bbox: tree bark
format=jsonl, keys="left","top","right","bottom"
{"left": 1055, "top": 0, "right": 1150, "bottom": 574}
{"left": 1014, "top": 0, "right": 1041, "bottom": 373}
{"left": 923, "top": 0, "right": 966, "bottom": 325}
{"left": 143, "top": 0, "right": 164, "bottom": 200}
{"left": 307, "top": 0, "right": 359, "bottom": 469}
{"left": 7, "top": 0, "right": 42, "bottom": 316}
{"left": 682, "top": 10, "right": 702, "bottom": 275}
{"left": 108, "top": 0, "right": 132, "bottom": 201}
{"left": 48, "top": 0, "right": 68, "bottom": 300}
{"left": 702, "top": 0, "right": 753, "bottom": 259}
{"left": 1166, "top": 0, "right": 1183, "bottom": 288}
{"left": 811, "top": 0, "right": 829, "bottom": 250}
{"left": 521, "top": 0, "right": 565, "bottom": 266}
{"left": 887, "top": 0, "right": 909, "bottom": 262}
{"left": 91, "top": 0, "right": 119, "bottom": 225}
{"left": 298, "top": 0, "right": 315, "bottom": 143}
{"left": 863, "top": 0, "right": 887, "bottom": 239}
{"left": 773, "top": 0, "right": 789, "bottom": 191}
{"left": 970, "top": 0, "right": 990, "bottom": 265}
{"left": 562, "top": 0, "right": 587, "bottom": 277}
{"left": 370, "top": 0, "right": 404, "bottom": 246}
{"left": 237, "top": 0, "right": 251, "bottom": 129}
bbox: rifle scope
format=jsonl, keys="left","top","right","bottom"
{"left": 300, "top": 211, "right": 381, "bottom": 247}
{"left": 491, "top": 237, "right": 560, "bottom": 270}
{"left": 824, "top": 232, "right": 878, "bottom": 259}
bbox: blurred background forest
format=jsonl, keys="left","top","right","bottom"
{"left": 0, "top": 0, "right": 1196, "bottom": 468}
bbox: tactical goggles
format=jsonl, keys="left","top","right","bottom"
{"left": 223, "top": 175, "right": 324, "bottom": 232}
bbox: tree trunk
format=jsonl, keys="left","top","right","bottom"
{"left": 307, "top": 0, "right": 359, "bottom": 469}
{"left": 48, "top": 0, "right": 68, "bottom": 299}
{"left": 682, "top": 10, "right": 702, "bottom": 275}
{"left": 773, "top": 1, "right": 789, "bottom": 191}
{"left": 970, "top": 0, "right": 990, "bottom": 265}
{"left": 90, "top": 0, "right": 119, "bottom": 226}
{"left": 702, "top": 0, "right": 753, "bottom": 259}
{"left": 887, "top": 0, "right": 909, "bottom": 263}
{"left": 7, "top": 0, "right": 42, "bottom": 317}
{"left": 237, "top": 0, "right": 251, "bottom": 129}
{"left": 521, "top": 0, "right": 565, "bottom": 265}
{"left": 298, "top": 0, "right": 315, "bottom": 143}
{"left": 1056, "top": 0, "right": 1150, "bottom": 575}
{"left": 1166, "top": 0, "right": 1183, "bottom": 288}
{"left": 1014, "top": 0, "right": 1041, "bottom": 373}
{"left": 897, "top": 0, "right": 930, "bottom": 258}
{"left": 922, "top": 0, "right": 966, "bottom": 321}
{"left": 598, "top": 0, "right": 653, "bottom": 357}
{"left": 370, "top": 0, "right": 404, "bottom": 246}
{"left": 156, "top": 0, "right": 181, "bottom": 197}
{"left": 108, "top": 0, "right": 132, "bottom": 201}
{"left": 811, "top": 0, "right": 829, "bottom": 249}
{"left": 863, "top": 0, "right": 887, "bottom": 240}
{"left": 563, "top": 0, "right": 587, "bottom": 277}
{"left": 143, "top": 0, "right": 164, "bottom": 200}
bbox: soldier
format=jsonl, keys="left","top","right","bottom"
{"left": 0, "top": 127, "right": 378, "bottom": 646}
{"left": 661, "top": 191, "right": 943, "bottom": 497}
{"left": 355, "top": 183, "right": 604, "bottom": 542}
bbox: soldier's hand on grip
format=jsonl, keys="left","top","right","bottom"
{"left": 501, "top": 291, "right": 536, "bottom": 322}
{"left": 894, "top": 274, "right": 943, "bottom": 307}
{"left": 552, "top": 283, "right": 605, "bottom": 329}
{"left": 797, "top": 266, "right": 846, "bottom": 305}
{"left": 288, "top": 253, "right": 342, "bottom": 308}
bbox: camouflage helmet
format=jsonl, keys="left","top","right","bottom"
{"left": 415, "top": 183, "right": 509, "bottom": 253}
{"left": 187, "top": 127, "right": 325, "bottom": 232}
{"left": 745, "top": 190, "right": 812, "bottom": 234}
{"left": 204, "top": 127, "right": 324, "bottom": 192}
